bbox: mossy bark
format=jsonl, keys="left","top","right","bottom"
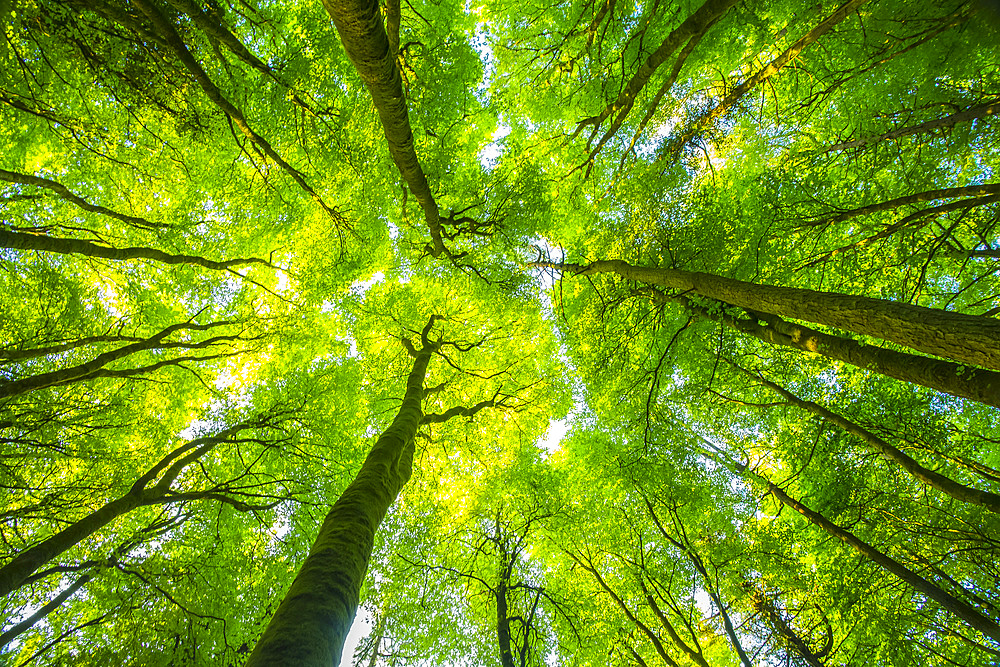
{"left": 247, "top": 342, "right": 435, "bottom": 666}
{"left": 321, "top": 0, "right": 445, "bottom": 255}
{"left": 544, "top": 260, "right": 1000, "bottom": 372}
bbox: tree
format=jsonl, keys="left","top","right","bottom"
{"left": 2, "top": 0, "right": 999, "bottom": 663}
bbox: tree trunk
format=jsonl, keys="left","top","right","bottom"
{"left": 748, "top": 585, "right": 828, "bottom": 667}
{"left": 642, "top": 497, "right": 753, "bottom": 667}
{"left": 0, "top": 321, "right": 232, "bottom": 399}
{"left": 575, "top": 0, "right": 739, "bottom": 160}
{"left": 753, "top": 372, "right": 1000, "bottom": 513}
{"left": 497, "top": 567, "right": 516, "bottom": 667}
{"left": 538, "top": 260, "right": 1000, "bottom": 372}
{"left": 247, "top": 326, "right": 438, "bottom": 666}
{"left": 320, "top": 0, "right": 446, "bottom": 255}
{"left": 566, "top": 551, "right": 680, "bottom": 667}
{"left": 0, "top": 169, "right": 164, "bottom": 230}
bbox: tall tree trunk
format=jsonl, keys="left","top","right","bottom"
{"left": 247, "top": 320, "right": 439, "bottom": 666}
{"left": 497, "top": 565, "right": 517, "bottom": 667}
{"left": 0, "top": 424, "right": 247, "bottom": 598}
{"left": 320, "top": 0, "right": 446, "bottom": 255}
{"left": 636, "top": 288, "right": 1000, "bottom": 408}
{"left": 751, "top": 371, "right": 1000, "bottom": 513}
{"left": 700, "top": 443, "right": 1000, "bottom": 644}
{"left": 747, "top": 584, "right": 828, "bottom": 667}
{"left": 566, "top": 551, "right": 680, "bottom": 667}
{"left": 0, "top": 169, "right": 164, "bottom": 230}
{"left": 536, "top": 260, "right": 1000, "bottom": 372}
{"left": 0, "top": 229, "right": 271, "bottom": 271}
{"left": 641, "top": 497, "right": 753, "bottom": 667}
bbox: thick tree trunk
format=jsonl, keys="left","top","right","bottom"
{"left": 718, "top": 306, "right": 1000, "bottom": 408}
{"left": 247, "top": 329, "right": 437, "bottom": 666}
{"left": 711, "top": 448, "right": 1000, "bottom": 644}
{"left": 637, "top": 288, "right": 1000, "bottom": 408}
{"left": 320, "top": 0, "right": 446, "bottom": 255}
{"left": 0, "top": 229, "right": 269, "bottom": 271}
{"left": 754, "top": 373, "right": 1000, "bottom": 513}
{"left": 0, "top": 426, "right": 241, "bottom": 598}
{"left": 539, "top": 260, "right": 1000, "bottom": 372}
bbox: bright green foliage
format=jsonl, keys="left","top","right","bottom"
{"left": 2, "top": 0, "right": 999, "bottom": 665}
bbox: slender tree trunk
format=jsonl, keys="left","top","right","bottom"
{"left": 320, "top": 0, "right": 446, "bottom": 255}
{"left": 497, "top": 566, "right": 517, "bottom": 667}
{"left": 0, "top": 321, "right": 231, "bottom": 398}
{"left": 0, "top": 335, "right": 143, "bottom": 363}
{"left": 748, "top": 585, "right": 827, "bottom": 667}
{"left": 821, "top": 101, "right": 1000, "bottom": 153}
{"left": 752, "top": 372, "right": 1000, "bottom": 513}
{"left": 566, "top": 551, "right": 680, "bottom": 667}
{"left": 642, "top": 498, "right": 753, "bottom": 667}
{"left": 537, "top": 260, "right": 1000, "bottom": 372}
{"left": 705, "top": 446, "right": 1000, "bottom": 644}
{"left": 796, "top": 183, "right": 1000, "bottom": 228}
{"left": 0, "top": 571, "right": 93, "bottom": 648}
{"left": 666, "top": 0, "right": 870, "bottom": 155}
{"left": 0, "top": 229, "right": 270, "bottom": 271}
{"left": 575, "top": 0, "right": 739, "bottom": 160}
{"left": 0, "top": 169, "right": 164, "bottom": 230}
{"left": 111, "top": 0, "right": 345, "bottom": 226}
{"left": 639, "top": 580, "right": 710, "bottom": 667}
{"left": 0, "top": 425, "right": 242, "bottom": 598}
{"left": 247, "top": 326, "right": 438, "bottom": 666}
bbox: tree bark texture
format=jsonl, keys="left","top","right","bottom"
{"left": 247, "top": 336, "right": 436, "bottom": 666}
{"left": 542, "top": 260, "right": 1000, "bottom": 373}
{"left": 320, "top": 0, "right": 446, "bottom": 255}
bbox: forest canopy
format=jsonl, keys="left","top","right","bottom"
{"left": 1, "top": 0, "right": 999, "bottom": 664}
